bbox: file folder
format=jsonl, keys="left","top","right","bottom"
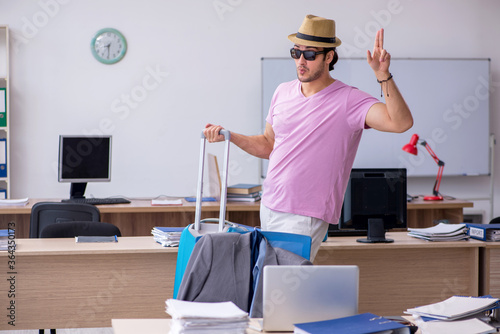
{"left": 0, "top": 138, "right": 6, "bottom": 178}
{"left": 0, "top": 88, "right": 6, "bottom": 127}
{"left": 467, "top": 223, "right": 500, "bottom": 241}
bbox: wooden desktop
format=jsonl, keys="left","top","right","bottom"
{"left": 0, "top": 197, "right": 472, "bottom": 238}
{"left": 0, "top": 234, "right": 482, "bottom": 330}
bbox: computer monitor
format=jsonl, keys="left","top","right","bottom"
{"left": 328, "top": 168, "right": 407, "bottom": 243}
{"left": 58, "top": 135, "right": 112, "bottom": 199}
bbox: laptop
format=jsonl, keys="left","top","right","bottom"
{"left": 261, "top": 265, "right": 359, "bottom": 332}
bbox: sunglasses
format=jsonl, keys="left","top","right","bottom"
{"left": 290, "top": 48, "right": 326, "bottom": 61}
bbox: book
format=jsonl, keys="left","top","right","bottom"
{"left": 75, "top": 235, "right": 118, "bottom": 243}
{"left": 184, "top": 196, "right": 216, "bottom": 202}
{"left": 227, "top": 195, "right": 261, "bottom": 202}
{"left": 227, "top": 183, "right": 262, "bottom": 195}
{"left": 0, "top": 229, "right": 8, "bottom": 251}
{"left": 227, "top": 191, "right": 261, "bottom": 202}
{"left": 467, "top": 223, "right": 500, "bottom": 241}
{"left": 227, "top": 192, "right": 261, "bottom": 198}
{"left": 293, "top": 313, "right": 410, "bottom": 334}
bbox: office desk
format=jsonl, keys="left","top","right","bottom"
{"left": 479, "top": 242, "right": 500, "bottom": 296}
{"left": 112, "top": 318, "right": 277, "bottom": 334}
{"left": 112, "top": 318, "right": 421, "bottom": 334}
{"left": 316, "top": 233, "right": 481, "bottom": 316}
{"left": 0, "top": 198, "right": 261, "bottom": 238}
{"left": 0, "top": 234, "right": 481, "bottom": 330}
{"left": 406, "top": 197, "right": 473, "bottom": 228}
{"left": 0, "top": 237, "right": 175, "bottom": 330}
{"left": 0, "top": 198, "right": 471, "bottom": 238}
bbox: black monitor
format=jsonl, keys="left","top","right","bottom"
{"left": 328, "top": 168, "right": 407, "bottom": 243}
{"left": 58, "top": 135, "right": 112, "bottom": 199}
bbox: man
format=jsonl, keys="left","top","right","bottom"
{"left": 204, "top": 15, "right": 413, "bottom": 261}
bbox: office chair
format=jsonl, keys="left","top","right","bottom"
{"left": 30, "top": 202, "right": 100, "bottom": 334}
{"left": 40, "top": 221, "right": 121, "bottom": 238}
{"left": 30, "top": 202, "right": 100, "bottom": 238}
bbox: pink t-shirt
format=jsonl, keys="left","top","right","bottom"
{"left": 262, "top": 79, "right": 379, "bottom": 224}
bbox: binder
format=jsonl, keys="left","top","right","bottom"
{"left": 0, "top": 138, "right": 5, "bottom": 178}
{"left": 467, "top": 223, "right": 500, "bottom": 241}
{"left": 0, "top": 88, "right": 6, "bottom": 127}
{"left": 293, "top": 313, "right": 410, "bottom": 334}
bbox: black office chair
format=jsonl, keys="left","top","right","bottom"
{"left": 30, "top": 202, "right": 101, "bottom": 334}
{"left": 40, "top": 221, "right": 121, "bottom": 238}
{"left": 30, "top": 202, "right": 100, "bottom": 238}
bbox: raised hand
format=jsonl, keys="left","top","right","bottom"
{"left": 367, "top": 28, "right": 391, "bottom": 78}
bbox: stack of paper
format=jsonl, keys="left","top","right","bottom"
{"left": 227, "top": 183, "right": 262, "bottom": 202}
{"left": 408, "top": 223, "right": 469, "bottom": 241}
{"left": 165, "top": 299, "right": 249, "bottom": 334}
{"left": 151, "top": 227, "right": 184, "bottom": 247}
{"left": 405, "top": 296, "right": 498, "bottom": 334}
{"left": 0, "top": 198, "right": 29, "bottom": 206}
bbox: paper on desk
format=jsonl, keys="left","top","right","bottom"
{"left": 412, "top": 316, "right": 496, "bottom": 334}
{"left": 0, "top": 198, "right": 29, "bottom": 206}
{"left": 151, "top": 199, "right": 182, "bottom": 206}
{"left": 165, "top": 299, "right": 248, "bottom": 319}
{"left": 408, "top": 223, "right": 467, "bottom": 236}
{"left": 406, "top": 296, "right": 499, "bottom": 320}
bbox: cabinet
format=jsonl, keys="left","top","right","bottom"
{"left": 0, "top": 26, "right": 9, "bottom": 198}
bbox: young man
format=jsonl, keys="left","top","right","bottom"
{"left": 204, "top": 15, "right": 413, "bottom": 261}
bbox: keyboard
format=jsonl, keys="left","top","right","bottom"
{"left": 61, "top": 197, "right": 131, "bottom": 205}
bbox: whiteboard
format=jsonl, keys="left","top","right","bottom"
{"left": 261, "top": 58, "right": 491, "bottom": 177}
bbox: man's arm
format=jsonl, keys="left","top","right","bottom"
{"left": 203, "top": 123, "right": 275, "bottom": 159}
{"left": 365, "top": 29, "right": 413, "bottom": 133}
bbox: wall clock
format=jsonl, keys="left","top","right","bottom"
{"left": 91, "top": 28, "right": 127, "bottom": 64}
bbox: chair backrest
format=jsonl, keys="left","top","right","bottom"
{"left": 40, "top": 221, "right": 121, "bottom": 238}
{"left": 30, "top": 202, "right": 100, "bottom": 238}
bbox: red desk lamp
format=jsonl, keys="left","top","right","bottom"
{"left": 402, "top": 134, "right": 444, "bottom": 201}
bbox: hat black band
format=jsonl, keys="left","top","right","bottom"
{"left": 296, "top": 32, "right": 335, "bottom": 44}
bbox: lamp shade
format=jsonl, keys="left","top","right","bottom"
{"left": 402, "top": 134, "right": 419, "bottom": 155}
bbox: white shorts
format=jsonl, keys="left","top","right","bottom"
{"left": 260, "top": 204, "right": 329, "bottom": 262}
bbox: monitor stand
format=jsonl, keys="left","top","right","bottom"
{"left": 357, "top": 218, "right": 394, "bottom": 243}
{"left": 70, "top": 182, "right": 87, "bottom": 199}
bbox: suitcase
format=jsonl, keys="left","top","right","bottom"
{"left": 173, "top": 129, "right": 251, "bottom": 298}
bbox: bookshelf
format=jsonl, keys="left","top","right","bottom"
{"left": 0, "top": 26, "right": 9, "bottom": 198}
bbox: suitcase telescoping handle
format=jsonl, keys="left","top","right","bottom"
{"left": 194, "top": 129, "right": 231, "bottom": 232}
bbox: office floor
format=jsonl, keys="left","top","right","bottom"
{"left": 0, "top": 328, "right": 113, "bottom": 334}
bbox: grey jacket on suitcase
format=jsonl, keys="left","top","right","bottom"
{"left": 176, "top": 232, "right": 311, "bottom": 317}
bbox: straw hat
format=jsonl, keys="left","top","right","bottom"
{"left": 288, "top": 14, "right": 342, "bottom": 48}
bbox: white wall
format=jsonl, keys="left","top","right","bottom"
{"left": 0, "top": 0, "right": 499, "bottom": 220}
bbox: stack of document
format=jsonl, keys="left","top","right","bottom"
{"left": 151, "top": 227, "right": 184, "bottom": 247}
{"left": 165, "top": 299, "right": 249, "bottom": 334}
{"left": 227, "top": 183, "right": 262, "bottom": 202}
{"left": 0, "top": 229, "right": 8, "bottom": 251}
{"left": 405, "top": 296, "right": 499, "bottom": 334}
{"left": 0, "top": 198, "right": 29, "bottom": 206}
{"left": 408, "top": 223, "right": 469, "bottom": 241}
